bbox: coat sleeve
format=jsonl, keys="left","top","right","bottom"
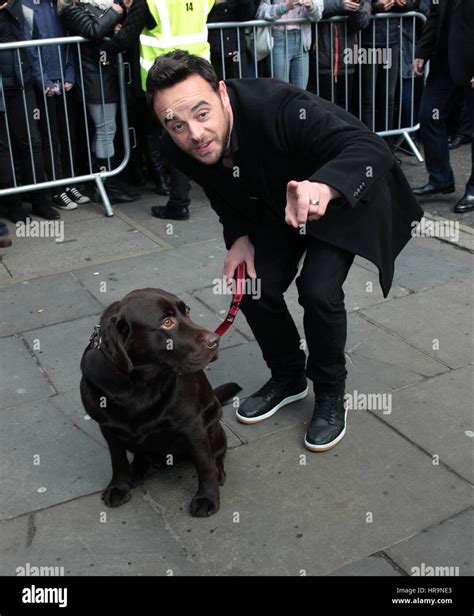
{"left": 100, "top": 0, "right": 148, "bottom": 57}
{"left": 62, "top": 4, "right": 120, "bottom": 40}
{"left": 414, "top": 1, "right": 438, "bottom": 59}
{"left": 202, "top": 185, "right": 253, "bottom": 249}
{"left": 266, "top": 88, "right": 395, "bottom": 207}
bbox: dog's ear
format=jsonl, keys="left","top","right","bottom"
{"left": 103, "top": 312, "right": 133, "bottom": 375}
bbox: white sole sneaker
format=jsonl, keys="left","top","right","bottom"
{"left": 236, "top": 386, "right": 309, "bottom": 425}
{"left": 304, "top": 408, "right": 348, "bottom": 452}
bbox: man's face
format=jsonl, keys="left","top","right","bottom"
{"left": 153, "top": 74, "right": 232, "bottom": 166}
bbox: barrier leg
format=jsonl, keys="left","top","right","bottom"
{"left": 402, "top": 131, "right": 424, "bottom": 163}
{"left": 95, "top": 175, "right": 114, "bottom": 217}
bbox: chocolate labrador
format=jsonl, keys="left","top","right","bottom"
{"left": 80, "top": 288, "right": 241, "bottom": 517}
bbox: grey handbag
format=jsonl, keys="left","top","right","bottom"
{"left": 245, "top": 25, "right": 274, "bottom": 62}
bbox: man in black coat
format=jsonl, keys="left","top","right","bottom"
{"left": 412, "top": 0, "right": 474, "bottom": 213}
{"left": 146, "top": 50, "right": 423, "bottom": 452}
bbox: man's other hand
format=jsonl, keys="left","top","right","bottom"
{"left": 223, "top": 235, "right": 257, "bottom": 281}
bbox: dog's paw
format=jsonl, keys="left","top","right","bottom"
{"left": 189, "top": 494, "right": 219, "bottom": 517}
{"left": 101, "top": 485, "right": 132, "bottom": 507}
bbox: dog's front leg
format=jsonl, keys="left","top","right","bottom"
{"left": 100, "top": 427, "right": 132, "bottom": 507}
{"left": 186, "top": 434, "right": 220, "bottom": 518}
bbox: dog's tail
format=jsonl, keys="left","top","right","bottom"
{"left": 214, "top": 382, "right": 242, "bottom": 405}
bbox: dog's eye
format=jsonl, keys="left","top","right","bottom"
{"left": 161, "top": 317, "right": 176, "bottom": 329}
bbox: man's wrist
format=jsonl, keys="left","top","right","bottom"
{"left": 279, "top": 3, "right": 286, "bottom": 15}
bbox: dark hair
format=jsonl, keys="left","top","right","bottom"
{"left": 146, "top": 50, "right": 220, "bottom": 115}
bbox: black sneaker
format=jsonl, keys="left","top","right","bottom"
{"left": 236, "top": 375, "right": 308, "bottom": 424}
{"left": 304, "top": 392, "right": 347, "bottom": 452}
{"left": 65, "top": 187, "right": 90, "bottom": 204}
{"left": 52, "top": 192, "right": 77, "bottom": 210}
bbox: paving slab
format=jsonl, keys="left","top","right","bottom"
{"left": 141, "top": 413, "right": 471, "bottom": 576}
{"left": 0, "top": 273, "right": 102, "bottom": 336}
{"left": 2, "top": 216, "right": 163, "bottom": 280}
{"left": 328, "top": 554, "right": 402, "bottom": 576}
{"left": 0, "top": 336, "right": 54, "bottom": 410}
{"left": 361, "top": 280, "right": 473, "bottom": 370}
{"left": 380, "top": 367, "right": 474, "bottom": 482}
{"left": 390, "top": 237, "right": 474, "bottom": 292}
{"left": 0, "top": 492, "right": 197, "bottom": 576}
{"left": 386, "top": 508, "right": 474, "bottom": 577}
{"left": 74, "top": 244, "right": 225, "bottom": 306}
{"left": 0, "top": 399, "right": 109, "bottom": 520}
{"left": 23, "top": 315, "right": 100, "bottom": 394}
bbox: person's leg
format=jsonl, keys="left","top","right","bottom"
{"left": 416, "top": 57, "right": 456, "bottom": 188}
{"left": 288, "top": 30, "right": 309, "bottom": 89}
{"left": 378, "top": 43, "right": 400, "bottom": 133}
{"left": 270, "top": 31, "right": 289, "bottom": 82}
{"left": 6, "top": 87, "right": 57, "bottom": 219}
{"left": 454, "top": 87, "right": 474, "bottom": 213}
{"left": 296, "top": 236, "right": 355, "bottom": 451}
{"left": 361, "top": 59, "right": 378, "bottom": 131}
{"left": 0, "top": 109, "right": 28, "bottom": 223}
{"left": 296, "top": 237, "right": 355, "bottom": 395}
{"left": 235, "top": 223, "right": 309, "bottom": 423}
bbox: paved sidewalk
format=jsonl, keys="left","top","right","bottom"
{"left": 0, "top": 148, "right": 472, "bottom": 576}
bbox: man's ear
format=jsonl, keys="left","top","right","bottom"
{"left": 103, "top": 313, "right": 133, "bottom": 374}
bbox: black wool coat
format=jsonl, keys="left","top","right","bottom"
{"left": 415, "top": 0, "right": 474, "bottom": 88}
{"left": 162, "top": 78, "right": 423, "bottom": 297}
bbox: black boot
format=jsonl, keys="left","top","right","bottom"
{"left": 153, "top": 165, "right": 171, "bottom": 196}
{"left": 95, "top": 158, "right": 140, "bottom": 204}
{"left": 7, "top": 198, "right": 29, "bottom": 224}
{"left": 146, "top": 132, "right": 170, "bottom": 195}
{"left": 151, "top": 204, "right": 190, "bottom": 220}
{"left": 304, "top": 391, "right": 347, "bottom": 452}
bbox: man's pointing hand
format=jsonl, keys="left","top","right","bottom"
{"left": 285, "top": 180, "right": 340, "bottom": 228}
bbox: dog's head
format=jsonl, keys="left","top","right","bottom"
{"left": 99, "top": 288, "right": 220, "bottom": 376}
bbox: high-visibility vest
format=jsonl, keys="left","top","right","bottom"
{"left": 140, "top": 0, "right": 214, "bottom": 91}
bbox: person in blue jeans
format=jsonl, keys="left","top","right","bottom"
{"left": 0, "top": 221, "right": 12, "bottom": 247}
{"left": 256, "top": 0, "right": 323, "bottom": 89}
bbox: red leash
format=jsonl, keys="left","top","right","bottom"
{"left": 214, "top": 262, "right": 246, "bottom": 337}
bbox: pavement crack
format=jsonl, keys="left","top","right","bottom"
{"left": 141, "top": 489, "right": 191, "bottom": 562}
{"left": 26, "top": 513, "right": 36, "bottom": 548}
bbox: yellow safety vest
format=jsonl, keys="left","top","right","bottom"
{"left": 140, "top": 0, "right": 215, "bottom": 91}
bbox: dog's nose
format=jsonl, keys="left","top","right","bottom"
{"left": 204, "top": 332, "right": 220, "bottom": 349}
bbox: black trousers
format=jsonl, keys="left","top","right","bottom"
{"left": 0, "top": 85, "right": 48, "bottom": 209}
{"left": 240, "top": 223, "right": 355, "bottom": 395}
{"left": 419, "top": 55, "right": 474, "bottom": 188}
{"left": 36, "top": 88, "right": 76, "bottom": 183}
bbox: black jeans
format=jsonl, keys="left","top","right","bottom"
{"left": 361, "top": 45, "right": 400, "bottom": 132}
{"left": 0, "top": 85, "right": 48, "bottom": 209}
{"left": 36, "top": 88, "right": 76, "bottom": 183}
{"left": 419, "top": 55, "right": 474, "bottom": 188}
{"left": 240, "top": 223, "right": 355, "bottom": 395}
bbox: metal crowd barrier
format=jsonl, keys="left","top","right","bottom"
{"left": 0, "top": 13, "right": 427, "bottom": 218}
{"left": 209, "top": 11, "right": 428, "bottom": 161}
{"left": 0, "top": 36, "right": 130, "bottom": 217}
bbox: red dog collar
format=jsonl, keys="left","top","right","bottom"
{"left": 215, "top": 262, "right": 246, "bottom": 337}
